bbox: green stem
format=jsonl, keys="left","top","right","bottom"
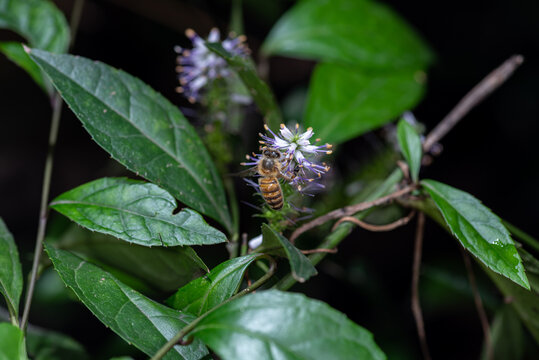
{"left": 502, "top": 220, "right": 539, "bottom": 254}
{"left": 20, "top": 93, "right": 62, "bottom": 331}
{"left": 20, "top": 0, "right": 85, "bottom": 331}
{"left": 7, "top": 302, "right": 18, "bottom": 327}
{"left": 150, "top": 256, "right": 276, "bottom": 360}
{"left": 224, "top": 177, "right": 240, "bottom": 258}
{"left": 276, "top": 168, "right": 404, "bottom": 291}
{"left": 229, "top": 0, "right": 244, "bottom": 35}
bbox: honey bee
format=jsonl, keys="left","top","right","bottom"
{"left": 242, "top": 146, "right": 295, "bottom": 210}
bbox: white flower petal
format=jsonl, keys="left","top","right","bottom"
{"left": 300, "top": 144, "right": 318, "bottom": 153}
{"left": 280, "top": 126, "right": 295, "bottom": 140}
{"left": 208, "top": 28, "right": 221, "bottom": 42}
{"left": 273, "top": 137, "right": 290, "bottom": 148}
{"left": 190, "top": 76, "right": 207, "bottom": 92}
{"left": 288, "top": 143, "right": 298, "bottom": 153}
{"left": 299, "top": 128, "right": 314, "bottom": 141}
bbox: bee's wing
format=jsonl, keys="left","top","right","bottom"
{"left": 228, "top": 166, "right": 258, "bottom": 177}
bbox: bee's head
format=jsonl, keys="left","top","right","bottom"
{"left": 263, "top": 147, "right": 281, "bottom": 159}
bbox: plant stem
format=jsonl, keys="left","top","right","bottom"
{"left": 224, "top": 177, "right": 240, "bottom": 258}
{"left": 290, "top": 182, "right": 415, "bottom": 243}
{"left": 69, "top": 0, "right": 85, "bottom": 49}
{"left": 331, "top": 211, "right": 415, "bottom": 232}
{"left": 20, "top": 0, "right": 85, "bottom": 331}
{"left": 460, "top": 247, "right": 492, "bottom": 360}
{"left": 423, "top": 55, "right": 524, "bottom": 152}
{"left": 229, "top": 0, "right": 244, "bottom": 35}
{"left": 411, "top": 212, "right": 431, "bottom": 360}
{"left": 150, "top": 256, "right": 276, "bottom": 360}
{"left": 20, "top": 93, "right": 62, "bottom": 331}
{"left": 8, "top": 303, "right": 18, "bottom": 327}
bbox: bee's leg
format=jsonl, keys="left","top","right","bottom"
{"left": 280, "top": 152, "right": 294, "bottom": 171}
{"left": 280, "top": 164, "right": 298, "bottom": 182}
{"left": 281, "top": 172, "right": 295, "bottom": 182}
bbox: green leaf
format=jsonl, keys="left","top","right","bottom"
{"left": 262, "top": 0, "right": 432, "bottom": 70}
{"left": 53, "top": 225, "right": 208, "bottom": 293}
{"left": 45, "top": 245, "right": 209, "bottom": 359}
{"left": 0, "top": 323, "right": 26, "bottom": 360}
{"left": 0, "top": 0, "right": 69, "bottom": 94}
{"left": 421, "top": 179, "right": 529, "bottom": 289}
{"left": 483, "top": 249, "right": 539, "bottom": 344}
{"left": 480, "top": 305, "right": 524, "bottom": 360}
{"left": 0, "top": 0, "right": 69, "bottom": 52}
{"left": 205, "top": 42, "right": 282, "bottom": 131}
{"left": 191, "top": 290, "right": 386, "bottom": 360}
{"left": 261, "top": 224, "right": 317, "bottom": 283}
{"left": 304, "top": 63, "right": 425, "bottom": 145}
{"left": 0, "top": 218, "right": 22, "bottom": 322}
{"left": 26, "top": 326, "right": 89, "bottom": 360}
{"left": 167, "top": 254, "right": 261, "bottom": 316}
{"left": 45, "top": 245, "right": 211, "bottom": 360}
{"left": 28, "top": 49, "right": 232, "bottom": 232}
{"left": 0, "top": 42, "right": 52, "bottom": 94}
{"left": 50, "top": 177, "right": 227, "bottom": 247}
{"left": 396, "top": 118, "right": 422, "bottom": 182}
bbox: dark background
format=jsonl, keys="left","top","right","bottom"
{"left": 1, "top": 0, "right": 538, "bottom": 358}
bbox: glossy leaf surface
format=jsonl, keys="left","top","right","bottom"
{"left": 45, "top": 245, "right": 209, "bottom": 359}
{"left": 167, "top": 254, "right": 261, "bottom": 315}
{"left": 192, "top": 290, "right": 386, "bottom": 360}
{"left": 261, "top": 224, "right": 317, "bottom": 283}
{"left": 397, "top": 118, "right": 422, "bottom": 182}
{"left": 0, "top": 218, "right": 22, "bottom": 320}
{"left": 0, "top": 323, "right": 26, "bottom": 360}
{"left": 205, "top": 42, "right": 282, "bottom": 131}
{"left": 305, "top": 63, "right": 425, "bottom": 145}
{"left": 262, "top": 0, "right": 432, "bottom": 70}
{"left": 29, "top": 49, "right": 232, "bottom": 232}
{"left": 50, "top": 178, "right": 226, "bottom": 247}
{"left": 422, "top": 179, "right": 529, "bottom": 289}
{"left": 53, "top": 225, "right": 208, "bottom": 293}
{"left": 0, "top": 0, "right": 69, "bottom": 94}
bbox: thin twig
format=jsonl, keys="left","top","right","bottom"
{"left": 423, "top": 55, "right": 524, "bottom": 152}
{"left": 20, "top": 0, "right": 85, "bottom": 331}
{"left": 290, "top": 184, "right": 416, "bottom": 243}
{"left": 460, "top": 247, "right": 492, "bottom": 360}
{"left": 276, "top": 168, "right": 405, "bottom": 291}
{"left": 301, "top": 248, "right": 338, "bottom": 254}
{"left": 331, "top": 211, "right": 416, "bottom": 232}
{"left": 150, "top": 256, "right": 276, "bottom": 360}
{"left": 411, "top": 212, "right": 431, "bottom": 360}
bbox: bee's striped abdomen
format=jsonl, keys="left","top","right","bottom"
{"left": 259, "top": 177, "right": 283, "bottom": 210}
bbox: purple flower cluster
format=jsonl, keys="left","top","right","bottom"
{"left": 244, "top": 123, "right": 332, "bottom": 194}
{"left": 174, "top": 28, "right": 249, "bottom": 103}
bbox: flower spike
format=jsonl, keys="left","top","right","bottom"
{"left": 174, "top": 28, "right": 249, "bottom": 103}
{"left": 254, "top": 123, "right": 332, "bottom": 194}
